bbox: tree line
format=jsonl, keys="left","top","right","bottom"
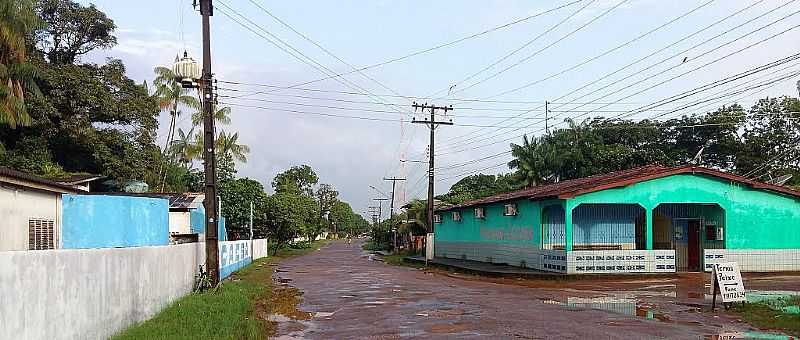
{"left": 221, "top": 164, "right": 369, "bottom": 253}
{"left": 437, "top": 95, "right": 800, "bottom": 205}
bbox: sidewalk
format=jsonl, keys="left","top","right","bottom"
{"left": 404, "top": 255, "right": 561, "bottom": 277}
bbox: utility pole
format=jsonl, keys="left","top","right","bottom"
{"left": 382, "top": 177, "right": 406, "bottom": 216}
{"left": 373, "top": 198, "right": 388, "bottom": 222}
{"left": 199, "top": 0, "right": 219, "bottom": 286}
{"left": 411, "top": 102, "right": 453, "bottom": 234}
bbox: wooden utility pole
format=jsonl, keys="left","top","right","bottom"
{"left": 411, "top": 102, "right": 453, "bottom": 234}
{"left": 382, "top": 177, "right": 406, "bottom": 216}
{"left": 373, "top": 198, "right": 388, "bottom": 222}
{"left": 199, "top": 0, "right": 220, "bottom": 285}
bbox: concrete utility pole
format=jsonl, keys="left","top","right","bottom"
{"left": 373, "top": 198, "right": 389, "bottom": 222}
{"left": 411, "top": 102, "right": 453, "bottom": 234}
{"left": 544, "top": 100, "right": 549, "bottom": 134}
{"left": 199, "top": 0, "right": 220, "bottom": 285}
{"left": 249, "top": 201, "right": 254, "bottom": 258}
{"left": 383, "top": 177, "right": 406, "bottom": 217}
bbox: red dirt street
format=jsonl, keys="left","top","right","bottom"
{"left": 270, "top": 240, "right": 798, "bottom": 339}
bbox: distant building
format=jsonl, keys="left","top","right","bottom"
{"left": 53, "top": 174, "right": 105, "bottom": 192}
{"left": 434, "top": 165, "right": 800, "bottom": 274}
{"left": 0, "top": 167, "right": 81, "bottom": 251}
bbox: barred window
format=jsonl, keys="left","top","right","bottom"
{"left": 28, "top": 218, "right": 56, "bottom": 250}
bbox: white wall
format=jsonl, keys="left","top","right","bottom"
{"left": 0, "top": 186, "right": 62, "bottom": 251}
{"left": 253, "top": 238, "right": 269, "bottom": 259}
{"left": 0, "top": 244, "right": 201, "bottom": 340}
{"left": 168, "top": 211, "right": 191, "bottom": 235}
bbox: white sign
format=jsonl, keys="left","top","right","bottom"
{"left": 711, "top": 262, "right": 746, "bottom": 303}
{"left": 426, "top": 233, "right": 434, "bottom": 261}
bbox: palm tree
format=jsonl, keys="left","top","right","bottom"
{"left": 153, "top": 64, "right": 200, "bottom": 190}
{"left": 192, "top": 105, "right": 231, "bottom": 126}
{"left": 0, "top": 0, "right": 40, "bottom": 128}
{"left": 216, "top": 130, "right": 250, "bottom": 163}
{"left": 508, "top": 135, "right": 550, "bottom": 187}
{"left": 168, "top": 127, "right": 199, "bottom": 169}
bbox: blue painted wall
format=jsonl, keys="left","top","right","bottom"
{"left": 189, "top": 204, "right": 227, "bottom": 240}
{"left": 62, "top": 195, "right": 169, "bottom": 249}
{"left": 219, "top": 240, "right": 251, "bottom": 279}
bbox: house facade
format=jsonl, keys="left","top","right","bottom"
{"left": 0, "top": 167, "right": 82, "bottom": 251}
{"left": 434, "top": 165, "right": 800, "bottom": 274}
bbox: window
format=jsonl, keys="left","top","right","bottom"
{"left": 706, "top": 224, "right": 724, "bottom": 241}
{"left": 433, "top": 214, "right": 442, "bottom": 223}
{"left": 28, "top": 218, "right": 56, "bottom": 250}
{"left": 474, "top": 207, "right": 485, "bottom": 219}
{"left": 503, "top": 203, "right": 518, "bottom": 216}
{"left": 452, "top": 211, "right": 461, "bottom": 222}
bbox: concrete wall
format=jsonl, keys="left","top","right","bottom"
{"left": 704, "top": 249, "right": 800, "bottom": 272}
{"left": 62, "top": 195, "right": 169, "bottom": 249}
{"left": 0, "top": 238, "right": 269, "bottom": 340}
{"left": 253, "top": 238, "right": 269, "bottom": 259}
{"left": 0, "top": 186, "right": 62, "bottom": 251}
{"left": 0, "top": 244, "right": 200, "bottom": 340}
{"left": 190, "top": 205, "right": 227, "bottom": 240}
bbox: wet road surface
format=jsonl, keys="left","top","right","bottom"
{"left": 271, "top": 240, "right": 798, "bottom": 339}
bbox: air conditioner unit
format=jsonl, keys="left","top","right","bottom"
{"left": 503, "top": 203, "right": 518, "bottom": 216}
{"left": 474, "top": 207, "right": 485, "bottom": 219}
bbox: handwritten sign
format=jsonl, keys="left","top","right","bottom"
{"left": 711, "top": 262, "right": 746, "bottom": 303}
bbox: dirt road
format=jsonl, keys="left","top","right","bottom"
{"left": 270, "top": 240, "right": 796, "bottom": 339}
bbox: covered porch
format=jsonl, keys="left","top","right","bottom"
{"left": 541, "top": 201, "right": 725, "bottom": 273}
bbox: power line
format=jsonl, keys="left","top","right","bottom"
{"left": 439, "top": 0, "right": 782, "bottom": 148}
{"left": 225, "top": 0, "right": 584, "bottom": 97}
{"left": 439, "top": 6, "right": 800, "bottom": 155}
{"left": 451, "top": 0, "right": 633, "bottom": 96}
{"left": 428, "top": 0, "right": 599, "bottom": 98}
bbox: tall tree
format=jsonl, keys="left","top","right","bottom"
{"left": 315, "top": 183, "right": 338, "bottom": 233}
{"left": 153, "top": 65, "right": 199, "bottom": 190}
{"left": 272, "top": 164, "right": 318, "bottom": 196}
{"left": 216, "top": 130, "right": 249, "bottom": 163}
{"left": 36, "top": 0, "right": 116, "bottom": 64}
{"left": 0, "top": 0, "right": 40, "bottom": 128}
{"left": 219, "top": 177, "right": 268, "bottom": 238}
{"left": 192, "top": 105, "right": 231, "bottom": 126}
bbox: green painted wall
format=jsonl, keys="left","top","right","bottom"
{"left": 568, "top": 174, "right": 800, "bottom": 250}
{"left": 435, "top": 199, "right": 561, "bottom": 248}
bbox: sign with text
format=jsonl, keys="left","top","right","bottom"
{"left": 711, "top": 262, "right": 746, "bottom": 303}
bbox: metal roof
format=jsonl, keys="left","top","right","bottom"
{"left": 438, "top": 165, "right": 800, "bottom": 212}
{"left": 0, "top": 167, "right": 82, "bottom": 193}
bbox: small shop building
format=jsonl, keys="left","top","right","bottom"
{"left": 434, "top": 165, "right": 800, "bottom": 274}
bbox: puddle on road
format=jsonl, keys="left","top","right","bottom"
{"left": 703, "top": 331, "right": 797, "bottom": 339}
{"left": 542, "top": 296, "right": 672, "bottom": 322}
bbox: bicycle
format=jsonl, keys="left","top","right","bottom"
{"left": 194, "top": 264, "right": 213, "bottom": 293}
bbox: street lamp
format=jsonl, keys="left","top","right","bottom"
{"left": 172, "top": 51, "right": 201, "bottom": 89}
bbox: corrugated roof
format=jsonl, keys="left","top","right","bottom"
{"left": 0, "top": 167, "right": 82, "bottom": 193}
{"left": 83, "top": 192, "right": 204, "bottom": 209}
{"left": 438, "top": 165, "right": 800, "bottom": 211}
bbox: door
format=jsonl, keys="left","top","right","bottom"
{"left": 687, "top": 220, "right": 701, "bottom": 271}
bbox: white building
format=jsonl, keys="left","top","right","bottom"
{"left": 0, "top": 167, "right": 81, "bottom": 251}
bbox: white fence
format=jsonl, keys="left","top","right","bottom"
{"left": 0, "top": 239, "right": 269, "bottom": 340}
{"left": 704, "top": 249, "right": 800, "bottom": 272}
{"left": 567, "top": 250, "right": 676, "bottom": 274}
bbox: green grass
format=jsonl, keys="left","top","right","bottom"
{"left": 380, "top": 251, "right": 424, "bottom": 268}
{"left": 731, "top": 296, "right": 800, "bottom": 337}
{"left": 112, "top": 240, "right": 328, "bottom": 340}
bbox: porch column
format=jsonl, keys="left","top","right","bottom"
{"left": 645, "top": 207, "right": 653, "bottom": 250}
{"left": 564, "top": 201, "right": 573, "bottom": 252}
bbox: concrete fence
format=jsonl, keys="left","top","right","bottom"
{"left": 253, "top": 238, "right": 269, "bottom": 259}
{"left": 0, "top": 238, "right": 268, "bottom": 340}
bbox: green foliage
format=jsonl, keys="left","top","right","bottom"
{"left": 219, "top": 178, "right": 268, "bottom": 239}
{"left": 731, "top": 297, "right": 800, "bottom": 337}
{"left": 264, "top": 191, "right": 319, "bottom": 253}
{"left": 0, "top": 0, "right": 41, "bottom": 129}
{"left": 36, "top": 0, "right": 117, "bottom": 64}
{"left": 504, "top": 100, "right": 800, "bottom": 188}
{"left": 438, "top": 173, "right": 520, "bottom": 204}
{"left": 272, "top": 164, "right": 318, "bottom": 196}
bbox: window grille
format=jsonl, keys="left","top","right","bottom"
{"left": 474, "top": 207, "right": 485, "bottom": 219}
{"left": 28, "top": 218, "right": 56, "bottom": 250}
{"left": 433, "top": 214, "right": 442, "bottom": 223}
{"left": 452, "top": 211, "right": 461, "bottom": 222}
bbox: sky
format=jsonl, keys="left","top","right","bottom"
{"left": 78, "top": 0, "right": 800, "bottom": 218}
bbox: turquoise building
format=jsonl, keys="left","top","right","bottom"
{"left": 434, "top": 165, "right": 800, "bottom": 274}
